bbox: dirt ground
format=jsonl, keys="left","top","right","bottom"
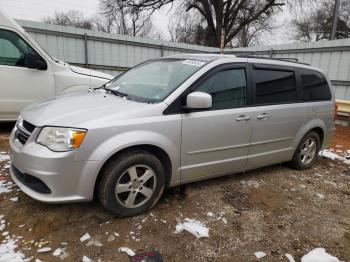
{"left": 1, "top": 123, "right": 350, "bottom": 262}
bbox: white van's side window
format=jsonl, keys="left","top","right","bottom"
{"left": 0, "top": 29, "right": 38, "bottom": 67}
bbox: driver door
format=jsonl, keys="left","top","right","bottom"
{"left": 0, "top": 28, "right": 54, "bottom": 120}
{"left": 180, "top": 64, "right": 253, "bottom": 181}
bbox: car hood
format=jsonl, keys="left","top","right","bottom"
{"left": 21, "top": 90, "right": 161, "bottom": 127}
{"left": 70, "top": 65, "right": 113, "bottom": 80}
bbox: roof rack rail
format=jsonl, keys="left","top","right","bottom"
{"left": 234, "top": 54, "right": 311, "bottom": 66}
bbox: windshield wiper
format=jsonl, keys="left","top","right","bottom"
{"left": 106, "top": 88, "right": 128, "bottom": 98}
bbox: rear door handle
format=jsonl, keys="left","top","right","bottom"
{"left": 257, "top": 113, "right": 269, "bottom": 120}
{"left": 236, "top": 115, "right": 251, "bottom": 122}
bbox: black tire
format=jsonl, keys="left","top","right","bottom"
{"left": 98, "top": 150, "right": 165, "bottom": 217}
{"left": 290, "top": 131, "right": 321, "bottom": 170}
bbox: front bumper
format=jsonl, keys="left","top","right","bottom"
{"left": 9, "top": 126, "right": 100, "bottom": 203}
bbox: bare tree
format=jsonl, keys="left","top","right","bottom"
{"left": 167, "top": 8, "right": 206, "bottom": 45}
{"left": 292, "top": 0, "right": 350, "bottom": 41}
{"left": 100, "top": 0, "right": 156, "bottom": 37}
{"left": 123, "top": 0, "right": 286, "bottom": 47}
{"left": 232, "top": 9, "right": 279, "bottom": 47}
{"left": 44, "top": 10, "right": 97, "bottom": 30}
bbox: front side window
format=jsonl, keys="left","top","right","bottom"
{"left": 195, "top": 68, "right": 246, "bottom": 109}
{"left": 0, "top": 29, "right": 38, "bottom": 67}
{"left": 301, "top": 70, "right": 331, "bottom": 101}
{"left": 105, "top": 59, "right": 207, "bottom": 103}
{"left": 254, "top": 68, "right": 297, "bottom": 105}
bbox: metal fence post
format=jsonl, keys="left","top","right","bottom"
{"left": 160, "top": 44, "right": 164, "bottom": 57}
{"left": 84, "top": 33, "right": 89, "bottom": 68}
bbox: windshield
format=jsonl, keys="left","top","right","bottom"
{"left": 105, "top": 58, "right": 208, "bottom": 103}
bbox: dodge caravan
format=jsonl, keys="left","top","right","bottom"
{"left": 0, "top": 11, "right": 112, "bottom": 121}
{"left": 9, "top": 54, "right": 335, "bottom": 217}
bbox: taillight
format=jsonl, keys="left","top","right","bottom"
{"left": 333, "top": 103, "right": 338, "bottom": 122}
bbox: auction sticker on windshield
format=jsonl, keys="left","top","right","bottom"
{"left": 182, "top": 60, "right": 205, "bottom": 67}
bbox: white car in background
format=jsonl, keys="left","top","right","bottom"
{"left": 0, "top": 11, "right": 113, "bottom": 121}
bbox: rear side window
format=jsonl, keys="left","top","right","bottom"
{"left": 301, "top": 70, "right": 331, "bottom": 101}
{"left": 254, "top": 68, "right": 297, "bottom": 105}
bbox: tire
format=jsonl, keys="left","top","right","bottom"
{"left": 98, "top": 150, "right": 165, "bottom": 217}
{"left": 290, "top": 131, "right": 321, "bottom": 170}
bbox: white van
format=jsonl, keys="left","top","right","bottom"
{"left": 0, "top": 12, "right": 113, "bottom": 121}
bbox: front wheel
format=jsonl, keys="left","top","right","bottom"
{"left": 98, "top": 150, "right": 165, "bottom": 217}
{"left": 290, "top": 131, "right": 321, "bottom": 170}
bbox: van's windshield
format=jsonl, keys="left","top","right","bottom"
{"left": 105, "top": 58, "right": 208, "bottom": 103}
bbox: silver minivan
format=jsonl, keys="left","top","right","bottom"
{"left": 9, "top": 54, "right": 335, "bottom": 217}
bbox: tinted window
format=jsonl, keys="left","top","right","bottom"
{"left": 196, "top": 68, "right": 246, "bottom": 109}
{"left": 301, "top": 70, "right": 331, "bottom": 101}
{"left": 254, "top": 68, "right": 297, "bottom": 104}
{"left": 0, "top": 29, "right": 39, "bottom": 67}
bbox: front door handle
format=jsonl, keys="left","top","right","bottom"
{"left": 257, "top": 113, "right": 270, "bottom": 120}
{"left": 236, "top": 115, "right": 251, "bottom": 122}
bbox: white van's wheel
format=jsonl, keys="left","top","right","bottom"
{"left": 291, "top": 131, "right": 321, "bottom": 170}
{"left": 98, "top": 150, "right": 165, "bottom": 217}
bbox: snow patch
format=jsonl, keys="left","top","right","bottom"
{"left": 80, "top": 233, "right": 91, "bottom": 242}
{"left": 301, "top": 248, "right": 340, "bottom": 262}
{"left": 207, "top": 212, "right": 214, "bottom": 217}
{"left": 241, "top": 179, "right": 262, "bottom": 188}
{"left": 107, "top": 235, "right": 115, "bottom": 242}
{"left": 316, "top": 193, "right": 325, "bottom": 199}
{"left": 37, "top": 247, "right": 51, "bottom": 253}
{"left": 53, "top": 247, "right": 69, "bottom": 259}
{"left": 255, "top": 251, "right": 267, "bottom": 258}
{"left": 0, "top": 153, "right": 10, "bottom": 162}
{"left": 0, "top": 180, "right": 13, "bottom": 195}
{"left": 118, "top": 247, "right": 135, "bottom": 256}
{"left": 82, "top": 255, "right": 92, "bottom": 262}
{"left": 319, "top": 150, "right": 344, "bottom": 160}
{"left": 0, "top": 238, "right": 26, "bottom": 261}
{"left": 10, "top": 197, "right": 18, "bottom": 202}
{"left": 175, "top": 218, "right": 209, "bottom": 238}
{"left": 285, "top": 253, "right": 296, "bottom": 262}
{"left": 86, "top": 239, "right": 103, "bottom": 247}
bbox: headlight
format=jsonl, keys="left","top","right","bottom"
{"left": 36, "top": 126, "right": 87, "bottom": 152}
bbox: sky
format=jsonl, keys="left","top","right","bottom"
{"left": 0, "top": 0, "right": 294, "bottom": 46}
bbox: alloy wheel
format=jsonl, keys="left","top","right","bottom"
{"left": 115, "top": 165, "right": 157, "bottom": 208}
{"left": 300, "top": 138, "right": 317, "bottom": 165}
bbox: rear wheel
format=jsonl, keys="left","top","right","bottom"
{"left": 291, "top": 131, "right": 321, "bottom": 170}
{"left": 98, "top": 150, "right": 165, "bottom": 217}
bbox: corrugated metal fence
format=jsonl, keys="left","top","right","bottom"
{"left": 16, "top": 19, "right": 350, "bottom": 100}
{"left": 226, "top": 40, "right": 350, "bottom": 100}
{"left": 16, "top": 19, "right": 217, "bottom": 76}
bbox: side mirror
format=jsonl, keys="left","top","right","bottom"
{"left": 186, "top": 92, "right": 212, "bottom": 110}
{"left": 25, "top": 52, "right": 47, "bottom": 70}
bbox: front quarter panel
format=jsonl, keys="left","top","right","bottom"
{"left": 74, "top": 114, "right": 182, "bottom": 185}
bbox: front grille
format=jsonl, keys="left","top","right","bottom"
{"left": 16, "top": 131, "right": 29, "bottom": 144}
{"left": 22, "top": 120, "right": 35, "bottom": 133}
{"left": 15, "top": 119, "right": 36, "bottom": 145}
{"left": 12, "top": 165, "right": 51, "bottom": 194}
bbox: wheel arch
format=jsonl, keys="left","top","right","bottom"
{"left": 93, "top": 144, "right": 173, "bottom": 198}
{"left": 292, "top": 120, "right": 326, "bottom": 160}
{"left": 310, "top": 126, "right": 324, "bottom": 145}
